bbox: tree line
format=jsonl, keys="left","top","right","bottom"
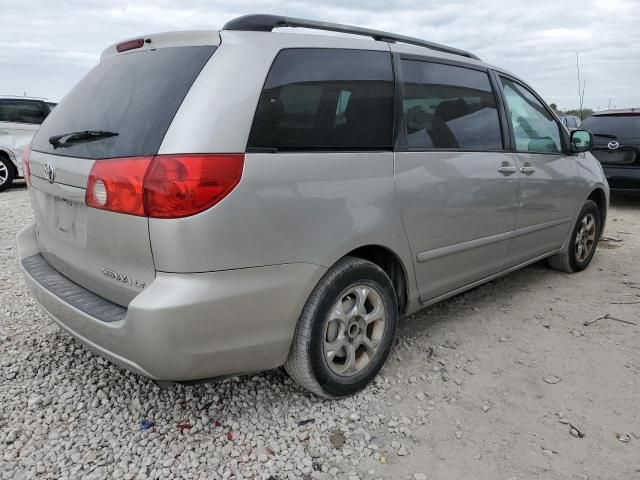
{"left": 549, "top": 103, "right": 594, "bottom": 120}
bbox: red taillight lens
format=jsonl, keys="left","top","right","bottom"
{"left": 144, "top": 154, "right": 244, "bottom": 218}
{"left": 86, "top": 157, "right": 153, "bottom": 216}
{"left": 85, "top": 154, "right": 244, "bottom": 218}
{"left": 21, "top": 146, "right": 31, "bottom": 186}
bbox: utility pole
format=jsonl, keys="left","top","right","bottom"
{"left": 576, "top": 52, "right": 586, "bottom": 119}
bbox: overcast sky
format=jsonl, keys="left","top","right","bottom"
{"left": 2, "top": 0, "right": 639, "bottom": 110}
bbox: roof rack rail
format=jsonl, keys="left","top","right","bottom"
{"left": 222, "top": 14, "right": 481, "bottom": 61}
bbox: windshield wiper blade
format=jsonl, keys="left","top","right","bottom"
{"left": 49, "top": 130, "right": 119, "bottom": 149}
{"left": 592, "top": 133, "right": 618, "bottom": 139}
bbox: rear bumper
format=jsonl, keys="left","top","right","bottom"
{"left": 602, "top": 165, "right": 640, "bottom": 192}
{"left": 17, "top": 223, "right": 326, "bottom": 381}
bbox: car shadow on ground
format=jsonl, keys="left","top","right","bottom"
{"left": 4, "top": 180, "right": 26, "bottom": 191}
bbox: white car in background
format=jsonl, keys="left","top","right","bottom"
{"left": 0, "top": 96, "right": 56, "bottom": 191}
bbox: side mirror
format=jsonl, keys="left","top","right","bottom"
{"left": 570, "top": 130, "right": 593, "bottom": 153}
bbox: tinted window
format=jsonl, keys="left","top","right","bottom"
{"left": 0, "top": 100, "right": 46, "bottom": 124}
{"left": 248, "top": 49, "right": 394, "bottom": 151}
{"left": 562, "top": 117, "right": 578, "bottom": 128}
{"left": 400, "top": 61, "right": 502, "bottom": 150}
{"left": 500, "top": 78, "right": 562, "bottom": 153}
{"left": 31, "top": 46, "right": 216, "bottom": 159}
{"left": 581, "top": 115, "right": 640, "bottom": 139}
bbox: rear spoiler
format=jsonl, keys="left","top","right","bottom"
{"left": 101, "top": 30, "right": 221, "bottom": 60}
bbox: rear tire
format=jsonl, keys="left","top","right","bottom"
{"left": 0, "top": 157, "right": 15, "bottom": 192}
{"left": 548, "top": 200, "right": 601, "bottom": 273}
{"left": 285, "top": 256, "right": 398, "bottom": 398}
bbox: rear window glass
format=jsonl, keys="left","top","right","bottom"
{"left": 581, "top": 115, "right": 640, "bottom": 139}
{"left": 31, "top": 46, "right": 216, "bottom": 159}
{"left": 0, "top": 100, "right": 46, "bottom": 125}
{"left": 401, "top": 61, "right": 503, "bottom": 150}
{"left": 247, "top": 49, "right": 394, "bottom": 151}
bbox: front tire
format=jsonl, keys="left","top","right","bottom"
{"left": 285, "top": 257, "right": 398, "bottom": 398}
{"left": 548, "top": 200, "right": 601, "bottom": 273}
{"left": 0, "top": 157, "right": 15, "bottom": 192}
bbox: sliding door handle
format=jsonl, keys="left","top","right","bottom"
{"left": 520, "top": 166, "right": 536, "bottom": 174}
{"left": 498, "top": 165, "right": 517, "bottom": 175}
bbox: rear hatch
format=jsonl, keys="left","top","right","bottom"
{"left": 582, "top": 113, "right": 640, "bottom": 166}
{"left": 28, "top": 35, "right": 218, "bottom": 306}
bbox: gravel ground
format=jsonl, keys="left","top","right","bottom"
{"left": 1, "top": 183, "right": 639, "bottom": 480}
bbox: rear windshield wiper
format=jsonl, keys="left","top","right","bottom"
{"left": 592, "top": 133, "right": 618, "bottom": 139}
{"left": 49, "top": 130, "right": 119, "bottom": 149}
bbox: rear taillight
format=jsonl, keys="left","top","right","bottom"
{"left": 144, "top": 154, "right": 244, "bottom": 218}
{"left": 21, "top": 146, "right": 31, "bottom": 186}
{"left": 86, "top": 157, "right": 152, "bottom": 216}
{"left": 85, "top": 154, "right": 244, "bottom": 218}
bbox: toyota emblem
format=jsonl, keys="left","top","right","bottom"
{"left": 607, "top": 141, "right": 620, "bottom": 150}
{"left": 43, "top": 162, "right": 56, "bottom": 183}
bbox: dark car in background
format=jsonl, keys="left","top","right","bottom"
{"left": 581, "top": 109, "right": 640, "bottom": 193}
{"left": 559, "top": 114, "right": 582, "bottom": 131}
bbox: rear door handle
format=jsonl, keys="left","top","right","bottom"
{"left": 498, "top": 165, "right": 517, "bottom": 175}
{"left": 519, "top": 166, "right": 535, "bottom": 174}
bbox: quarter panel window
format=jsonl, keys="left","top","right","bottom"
{"left": 247, "top": 49, "right": 394, "bottom": 151}
{"left": 400, "top": 61, "right": 503, "bottom": 150}
{"left": 0, "top": 100, "right": 46, "bottom": 124}
{"left": 500, "top": 78, "right": 562, "bottom": 154}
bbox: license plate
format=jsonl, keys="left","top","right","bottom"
{"left": 55, "top": 198, "right": 76, "bottom": 233}
{"left": 594, "top": 150, "right": 635, "bottom": 165}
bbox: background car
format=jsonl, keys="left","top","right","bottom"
{"left": 559, "top": 114, "right": 582, "bottom": 131}
{"left": 581, "top": 109, "right": 640, "bottom": 193}
{"left": 0, "top": 96, "right": 56, "bottom": 191}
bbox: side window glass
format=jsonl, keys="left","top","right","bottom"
{"left": 400, "top": 60, "right": 503, "bottom": 150}
{"left": 0, "top": 101, "right": 8, "bottom": 122}
{"left": 334, "top": 90, "right": 351, "bottom": 126}
{"left": 248, "top": 49, "right": 394, "bottom": 151}
{"left": 500, "top": 78, "right": 562, "bottom": 153}
{"left": 0, "top": 100, "right": 46, "bottom": 124}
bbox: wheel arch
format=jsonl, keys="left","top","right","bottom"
{"left": 0, "top": 148, "right": 18, "bottom": 176}
{"left": 344, "top": 244, "right": 410, "bottom": 314}
{"left": 587, "top": 187, "right": 607, "bottom": 236}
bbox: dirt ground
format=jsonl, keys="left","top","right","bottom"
{"left": 371, "top": 194, "right": 640, "bottom": 479}
{"left": 2, "top": 186, "right": 639, "bottom": 480}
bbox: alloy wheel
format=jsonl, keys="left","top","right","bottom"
{"left": 323, "top": 285, "right": 386, "bottom": 376}
{"left": 0, "top": 162, "right": 8, "bottom": 186}
{"left": 575, "top": 213, "right": 596, "bottom": 262}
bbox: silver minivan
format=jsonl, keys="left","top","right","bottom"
{"left": 17, "top": 15, "right": 609, "bottom": 397}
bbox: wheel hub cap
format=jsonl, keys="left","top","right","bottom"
{"left": 0, "top": 162, "right": 8, "bottom": 184}
{"left": 323, "top": 285, "right": 386, "bottom": 377}
{"left": 575, "top": 213, "right": 596, "bottom": 262}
